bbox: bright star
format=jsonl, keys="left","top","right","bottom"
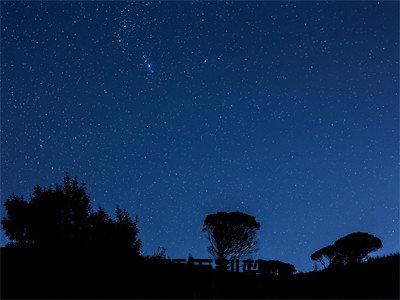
{"left": 146, "top": 62, "right": 154, "bottom": 75}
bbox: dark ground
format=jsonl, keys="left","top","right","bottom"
{"left": 1, "top": 248, "right": 398, "bottom": 299}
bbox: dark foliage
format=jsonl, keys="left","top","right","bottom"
{"left": 333, "top": 231, "right": 383, "bottom": 265}
{"left": 147, "top": 246, "right": 168, "bottom": 260}
{"left": 1, "top": 174, "right": 141, "bottom": 257}
{"left": 2, "top": 175, "right": 91, "bottom": 250}
{"left": 310, "top": 232, "right": 383, "bottom": 269}
{"left": 310, "top": 245, "right": 336, "bottom": 269}
{"left": 1, "top": 177, "right": 396, "bottom": 299}
{"left": 202, "top": 211, "right": 260, "bottom": 260}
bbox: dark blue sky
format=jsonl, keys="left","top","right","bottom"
{"left": 1, "top": 1, "right": 398, "bottom": 271}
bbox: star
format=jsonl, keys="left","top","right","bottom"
{"left": 146, "top": 63, "right": 154, "bottom": 75}
{"left": 1, "top": 1, "right": 397, "bottom": 273}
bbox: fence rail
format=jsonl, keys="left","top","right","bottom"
{"left": 148, "top": 257, "right": 295, "bottom": 277}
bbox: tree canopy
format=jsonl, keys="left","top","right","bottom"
{"left": 2, "top": 175, "right": 91, "bottom": 249}
{"left": 310, "top": 232, "right": 383, "bottom": 268}
{"left": 202, "top": 211, "right": 260, "bottom": 260}
{"left": 333, "top": 232, "right": 383, "bottom": 264}
{"left": 310, "top": 245, "right": 336, "bottom": 269}
{"left": 2, "top": 174, "right": 141, "bottom": 257}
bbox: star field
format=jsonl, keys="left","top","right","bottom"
{"left": 1, "top": 1, "right": 399, "bottom": 271}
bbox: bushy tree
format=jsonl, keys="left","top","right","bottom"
{"left": 202, "top": 211, "right": 260, "bottom": 260}
{"left": 87, "top": 206, "right": 114, "bottom": 255}
{"left": 1, "top": 193, "right": 32, "bottom": 247}
{"left": 114, "top": 207, "right": 142, "bottom": 256}
{"left": 333, "top": 232, "right": 383, "bottom": 264}
{"left": 2, "top": 174, "right": 142, "bottom": 257}
{"left": 2, "top": 175, "right": 91, "bottom": 249}
{"left": 310, "top": 232, "right": 383, "bottom": 268}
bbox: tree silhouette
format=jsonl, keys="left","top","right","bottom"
{"left": 333, "top": 232, "right": 383, "bottom": 265}
{"left": 2, "top": 174, "right": 91, "bottom": 249}
{"left": 114, "top": 206, "right": 142, "bottom": 256}
{"left": 202, "top": 211, "right": 260, "bottom": 260}
{"left": 2, "top": 174, "right": 141, "bottom": 256}
{"left": 310, "top": 245, "right": 336, "bottom": 269}
{"left": 147, "top": 246, "right": 168, "bottom": 260}
{"left": 310, "top": 232, "right": 383, "bottom": 268}
{"left": 1, "top": 193, "right": 32, "bottom": 247}
{"left": 86, "top": 206, "right": 114, "bottom": 256}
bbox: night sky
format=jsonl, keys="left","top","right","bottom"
{"left": 1, "top": 1, "right": 399, "bottom": 271}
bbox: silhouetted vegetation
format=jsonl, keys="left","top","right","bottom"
{"left": 334, "top": 232, "right": 383, "bottom": 264}
{"left": 202, "top": 211, "right": 260, "bottom": 260}
{"left": 147, "top": 246, "right": 168, "bottom": 260}
{"left": 1, "top": 175, "right": 398, "bottom": 299}
{"left": 310, "top": 232, "right": 383, "bottom": 269}
{"left": 311, "top": 245, "right": 336, "bottom": 269}
{"left": 2, "top": 174, "right": 141, "bottom": 257}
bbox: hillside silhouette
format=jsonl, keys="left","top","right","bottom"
{"left": 1, "top": 175, "right": 399, "bottom": 299}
